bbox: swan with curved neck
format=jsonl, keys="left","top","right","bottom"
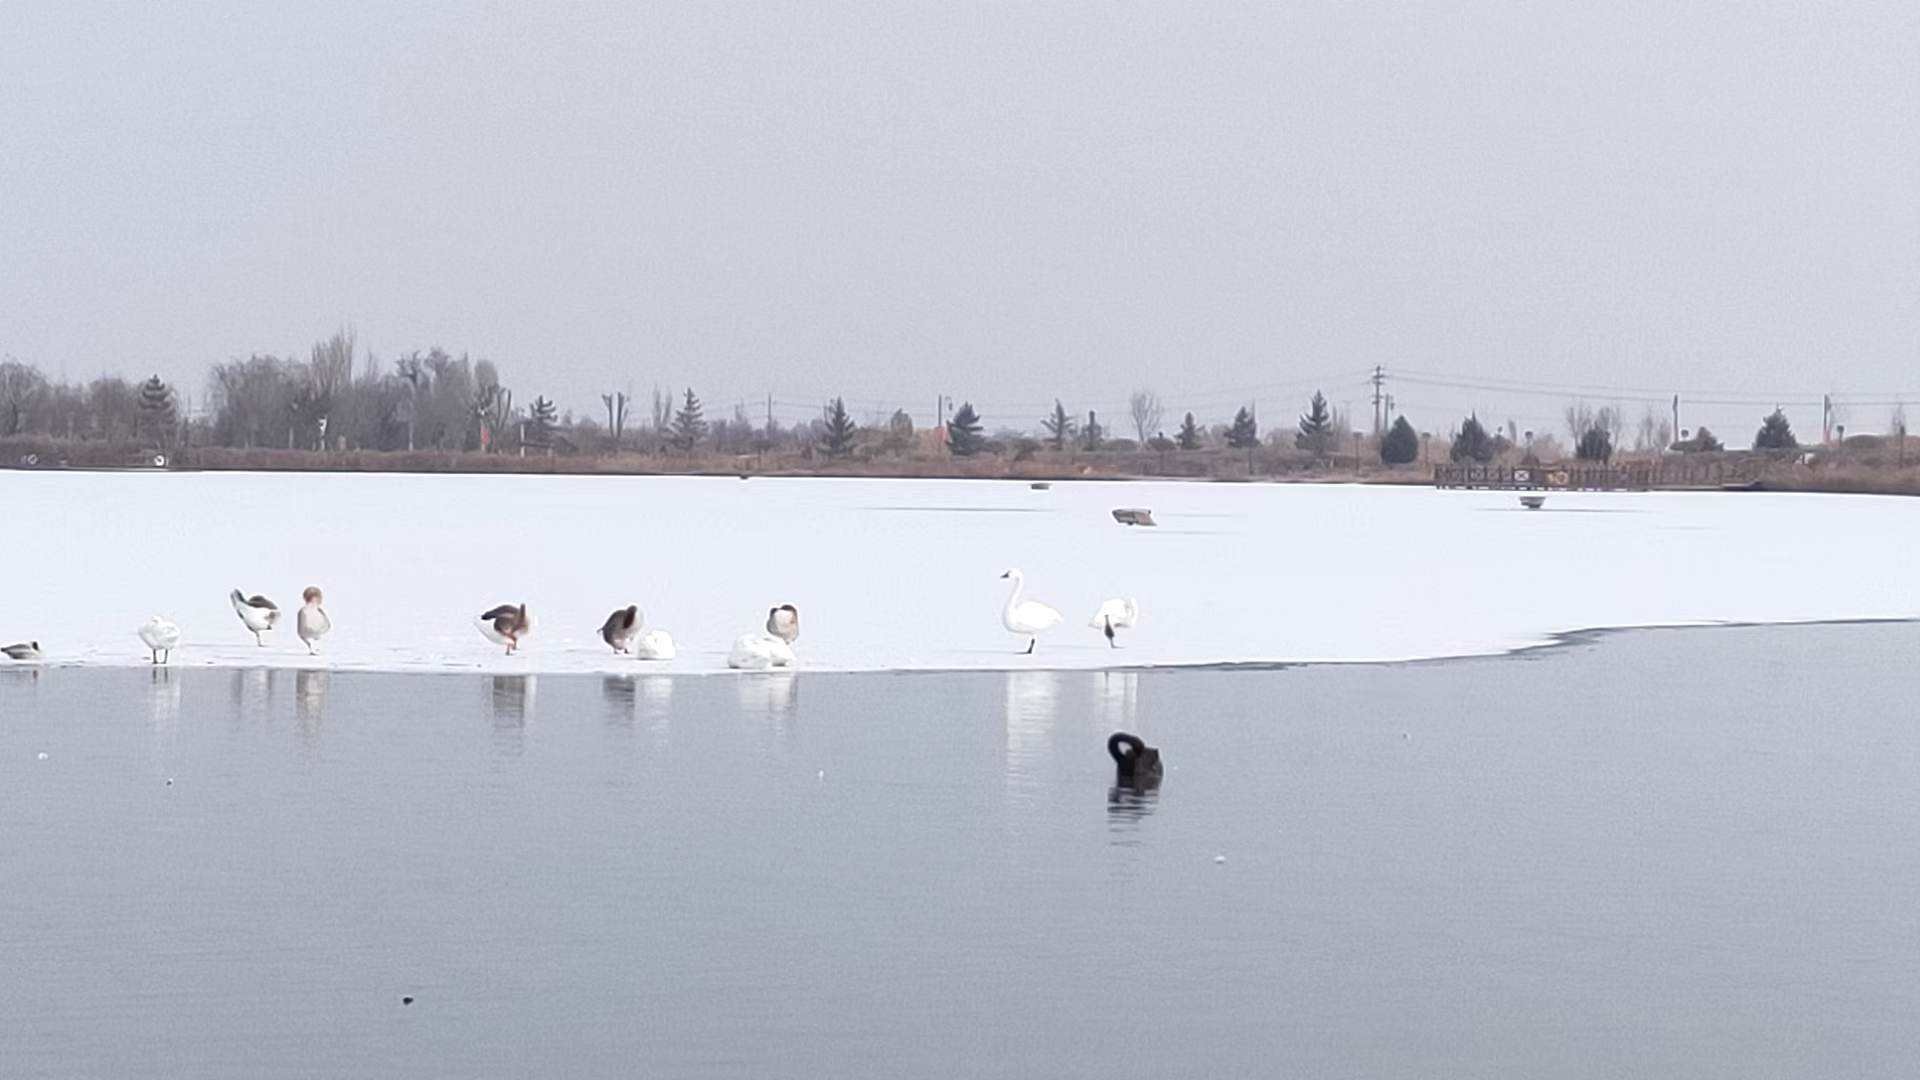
{"left": 999, "top": 568, "right": 1062, "bottom": 654}
{"left": 1108, "top": 731, "right": 1163, "bottom": 782}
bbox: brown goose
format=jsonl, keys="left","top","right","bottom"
{"left": 477, "top": 603, "right": 532, "bottom": 655}
{"left": 600, "top": 605, "right": 642, "bottom": 653}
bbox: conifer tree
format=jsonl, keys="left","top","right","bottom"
{"left": 822, "top": 396, "right": 857, "bottom": 457}
{"left": 136, "top": 375, "right": 175, "bottom": 445}
{"left": 1753, "top": 408, "right": 1797, "bottom": 450}
{"left": 1449, "top": 413, "right": 1494, "bottom": 463}
{"left": 671, "top": 388, "right": 707, "bottom": 451}
{"left": 1042, "top": 399, "right": 1076, "bottom": 451}
{"left": 1381, "top": 415, "right": 1420, "bottom": 464}
{"left": 1226, "top": 406, "right": 1259, "bottom": 449}
{"left": 527, "top": 395, "right": 558, "bottom": 447}
{"left": 947, "top": 402, "right": 984, "bottom": 456}
{"left": 1575, "top": 425, "right": 1613, "bottom": 461}
{"left": 1295, "top": 391, "right": 1334, "bottom": 457}
{"left": 1082, "top": 409, "right": 1103, "bottom": 451}
{"left": 1176, "top": 411, "right": 1201, "bottom": 450}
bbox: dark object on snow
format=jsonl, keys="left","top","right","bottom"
{"left": 1111, "top": 508, "right": 1156, "bottom": 527}
{"left": 1520, "top": 495, "right": 1546, "bottom": 510}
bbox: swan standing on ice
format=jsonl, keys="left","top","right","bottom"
{"left": 765, "top": 604, "right": 800, "bottom": 645}
{"left": 999, "top": 568, "right": 1062, "bottom": 654}
{"left": 230, "top": 590, "right": 280, "bottom": 646}
{"left": 477, "top": 603, "right": 532, "bottom": 654}
{"left": 2, "top": 641, "right": 41, "bottom": 662}
{"left": 296, "top": 587, "right": 331, "bottom": 654}
{"left": 633, "top": 629, "right": 677, "bottom": 660}
{"left": 1089, "top": 597, "right": 1139, "bottom": 648}
{"left": 600, "top": 605, "right": 642, "bottom": 652}
{"left": 139, "top": 616, "right": 182, "bottom": 664}
{"left": 727, "top": 634, "right": 796, "bottom": 670}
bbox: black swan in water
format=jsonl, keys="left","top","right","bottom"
{"left": 1108, "top": 732, "right": 1163, "bottom": 782}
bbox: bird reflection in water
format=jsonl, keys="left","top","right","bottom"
{"left": 1107, "top": 780, "right": 1161, "bottom": 826}
{"left": 1094, "top": 670, "right": 1138, "bottom": 732}
{"left": 294, "top": 669, "right": 329, "bottom": 742}
{"left": 489, "top": 675, "right": 535, "bottom": 755}
{"left": 735, "top": 671, "right": 797, "bottom": 737}
{"left": 230, "top": 668, "right": 275, "bottom": 716}
{"left": 639, "top": 676, "right": 673, "bottom": 739}
{"left": 1003, "top": 670, "right": 1058, "bottom": 796}
{"left": 602, "top": 675, "right": 636, "bottom": 725}
{"left": 146, "top": 665, "right": 182, "bottom": 772}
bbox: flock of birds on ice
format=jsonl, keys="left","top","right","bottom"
{"left": 0, "top": 569, "right": 1141, "bottom": 670}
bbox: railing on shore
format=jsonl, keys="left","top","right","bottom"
{"left": 1433, "top": 461, "right": 1756, "bottom": 491}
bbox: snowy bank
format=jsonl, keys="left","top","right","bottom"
{"left": 2, "top": 471, "right": 1915, "bottom": 675}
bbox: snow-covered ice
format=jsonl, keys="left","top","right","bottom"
{"left": 3, "top": 470, "right": 1916, "bottom": 675}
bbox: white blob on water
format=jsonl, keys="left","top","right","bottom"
{"left": 817, "top": 770, "right": 825, "bottom": 780}
{"left": 1214, "top": 854, "right": 1227, "bottom": 864}
{"left": 37, "top": 752, "right": 49, "bottom": 760}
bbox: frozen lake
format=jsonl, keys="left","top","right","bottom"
{"left": 5, "top": 471, "right": 1920, "bottom": 674}
{"left": 3, "top": 621, "right": 1917, "bottom": 1078}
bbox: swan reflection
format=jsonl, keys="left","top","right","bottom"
{"left": 735, "top": 671, "right": 797, "bottom": 730}
{"left": 1094, "top": 670, "right": 1138, "bottom": 731}
{"left": 294, "top": 669, "right": 328, "bottom": 739}
{"left": 146, "top": 666, "right": 181, "bottom": 770}
{"left": 1107, "top": 781, "right": 1161, "bottom": 826}
{"left": 639, "top": 676, "right": 673, "bottom": 738}
{"left": 230, "top": 668, "right": 275, "bottom": 715}
{"left": 1003, "top": 669, "right": 1058, "bottom": 779}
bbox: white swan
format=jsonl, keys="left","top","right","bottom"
{"left": 297, "top": 586, "right": 331, "bottom": 654}
{"left": 230, "top": 589, "right": 280, "bottom": 646}
{"left": 2, "top": 640, "right": 41, "bottom": 662}
{"left": 1000, "top": 568, "right": 1063, "bottom": 654}
{"left": 1089, "top": 597, "right": 1139, "bottom": 648}
{"left": 727, "top": 633, "right": 796, "bottom": 670}
{"left": 633, "top": 629, "right": 677, "bottom": 661}
{"left": 138, "top": 616, "right": 182, "bottom": 665}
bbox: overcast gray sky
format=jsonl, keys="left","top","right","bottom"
{"left": 2, "top": 1, "right": 1915, "bottom": 436}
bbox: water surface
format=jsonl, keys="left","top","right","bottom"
{"left": 3, "top": 623, "right": 1917, "bottom": 1078}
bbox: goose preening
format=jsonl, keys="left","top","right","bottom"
{"left": 477, "top": 603, "right": 532, "bottom": 654}
{"left": 296, "top": 586, "right": 331, "bottom": 654}
{"left": 1108, "top": 732, "right": 1163, "bottom": 784}
{"left": 1089, "top": 597, "right": 1139, "bottom": 648}
{"left": 138, "top": 616, "right": 182, "bottom": 665}
{"left": 999, "top": 568, "right": 1062, "bottom": 654}
{"left": 230, "top": 590, "right": 280, "bottom": 646}
{"left": 600, "top": 605, "right": 642, "bottom": 653}
{"left": 765, "top": 604, "right": 800, "bottom": 645}
{"left": 727, "top": 633, "right": 796, "bottom": 670}
{"left": 633, "top": 629, "right": 677, "bottom": 661}
{"left": 2, "top": 641, "right": 42, "bottom": 662}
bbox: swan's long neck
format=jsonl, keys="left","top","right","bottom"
{"left": 1003, "top": 574, "right": 1025, "bottom": 618}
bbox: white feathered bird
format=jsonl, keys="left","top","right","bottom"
{"left": 633, "top": 629, "right": 677, "bottom": 661}
{"left": 765, "top": 604, "right": 800, "bottom": 645}
{"left": 1089, "top": 597, "right": 1139, "bottom": 648}
{"left": 230, "top": 589, "right": 280, "bottom": 646}
{"left": 297, "top": 586, "right": 332, "bottom": 654}
{"left": 999, "top": 569, "right": 1063, "bottom": 654}
{"left": 727, "top": 634, "right": 796, "bottom": 670}
{"left": 139, "top": 616, "right": 182, "bottom": 665}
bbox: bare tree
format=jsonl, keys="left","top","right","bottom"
{"left": 1128, "top": 389, "right": 1163, "bottom": 443}
{"left": 0, "top": 357, "right": 48, "bottom": 436}
{"left": 602, "top": 390, "right": 630, "bottom": 446}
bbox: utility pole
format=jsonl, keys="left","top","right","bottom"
{"left": 1370, "top": 366, "right": 1387, "bottom": 436}
{"left": 1671, "top": 394, "right": 1680, "bottom": 451}
{"left": 1822, "top": 393, "right": 1833, "bottom": 445}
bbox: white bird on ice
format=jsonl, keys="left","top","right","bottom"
{"left": 2, "top": 640, "right": 42, "bottom": 661}
{"left": 633, "top": 629, "right": 677, "bottom": 660}
{"left": 139, "top": 616, "right": 182, "bottom": 664}
{"left": 1089, "top": 597, "right": 1139, "bottom": 648}
{"left": 297, "top": 586, "right": 332, "bottom": 654}
{"left": 727, "top": 633, "right": 795, "bottom": 670}
{"left": 999, "top": 568, "right": 1063, "bottom": 654}
{"left": 229, "top": 589, "right": 280, "bottom": 646}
